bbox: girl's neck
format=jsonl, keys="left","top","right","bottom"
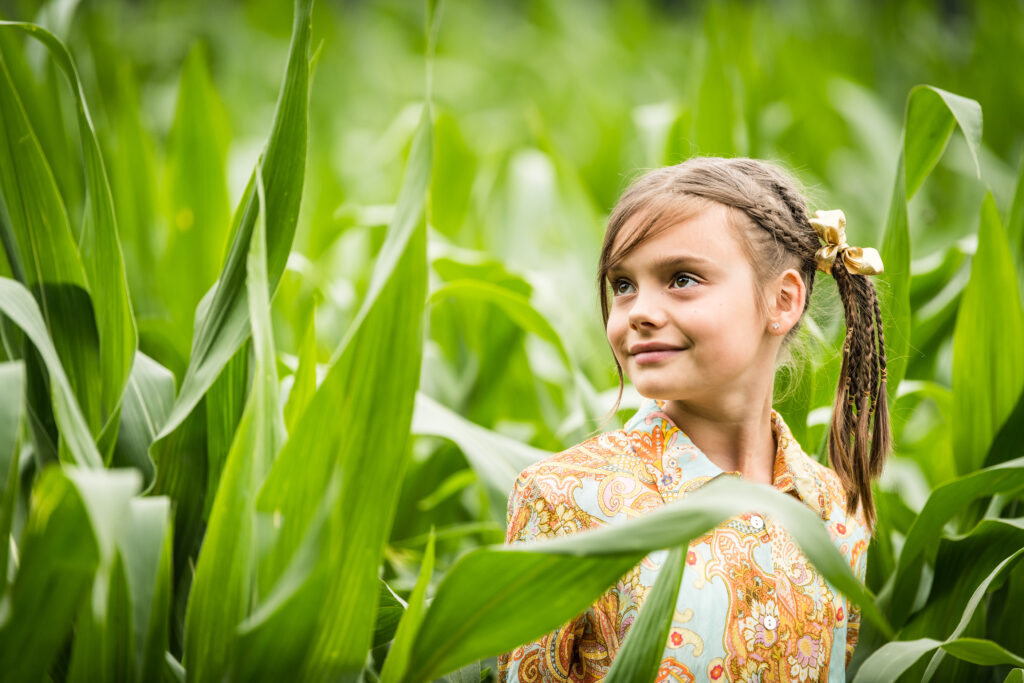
{"left": 662, "top": 391, "right": 777, "bottom": 485}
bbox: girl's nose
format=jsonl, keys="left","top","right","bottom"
{"left": 627, "top": 287, "right": 666, "bottom": 329}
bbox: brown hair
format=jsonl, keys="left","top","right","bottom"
{"left": 597, "top": 157, "right": 891, "bottom": 530}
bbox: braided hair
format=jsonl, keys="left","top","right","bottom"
{"left": 597, "top": 157, "right": 891, "bottom": 530}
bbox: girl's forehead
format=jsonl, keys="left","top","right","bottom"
{"left": 611, "top": 203, "right": 743, "bottom": 264}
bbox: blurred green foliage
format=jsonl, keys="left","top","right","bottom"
{"left": 0, "top": 0, "right": 1023, "bottom": 680}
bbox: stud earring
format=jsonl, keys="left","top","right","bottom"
{"left": 772, "top": 323, "right": 780, "bottom": 330}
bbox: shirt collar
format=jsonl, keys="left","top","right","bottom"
{"left": 622, "top": 398, "right": 828, "bottom": 518}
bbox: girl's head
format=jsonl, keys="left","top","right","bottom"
{"left": 598, "top": 157, "right": 890, "bottom": 529}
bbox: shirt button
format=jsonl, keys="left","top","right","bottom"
{"left": 749, "top": 515, "right": 765, "bottom": 531}
{"left": 763, "top": 615, "right": 778, "bottom": 630}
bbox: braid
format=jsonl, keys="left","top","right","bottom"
{"left": 870, "top": 293, "right": 891, "bottom": 478}
{"left": 741, "top": 201, "right": 817, "bottom": 262}
{"left": 829, "top": 264, "right": 891, "bottom": 531}
{"left": 762, "top": 179, "right": 819, "bottom": 302}
{"left": 768, "top": 182, "right": 818, "bottom": 256}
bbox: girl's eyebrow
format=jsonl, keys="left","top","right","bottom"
{"left": 608, "top": 253, "right": 716, "bottom": 276}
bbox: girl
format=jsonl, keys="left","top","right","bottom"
{"left": 498, "top": 158, "right": 890, "bottom": 682}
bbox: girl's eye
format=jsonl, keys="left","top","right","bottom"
{"left": 612, "top": 279, "right": 635, "bottom": 296}
{"left": 671, "top": 273, "right": 699, "bottom": 289}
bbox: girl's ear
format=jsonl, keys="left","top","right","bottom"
{"left": 768, "top": 268, "right": 806, "bottom": 335}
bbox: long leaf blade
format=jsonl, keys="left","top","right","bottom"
{"left": 879, "top": 85, "right": 983, "bottom": 402}
{"left": 0, "top": 21, "right": 137, "bottom": 433}
{"left": 0, "top": 277, "right": 101, "bottom": 467}
{"left": 411, "top": 477, "right": 888, "bottom": 680}
{"left": 604, "top": 546, "right": 685, "bottom": 683}
{"left": 151, "top": 0, "right": 310, "bottom": 452}
{"left": 254, "top": 104, "right": 431, "bottom": 678}
{"left": 183, "top": 166, "right": 282, "bottom": 682}
{"left": 951, "top": 193, "right": 1024, "bottom": 474}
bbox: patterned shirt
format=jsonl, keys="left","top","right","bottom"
{"left": 498, "top": 399, "right": 868, "bottom": 683}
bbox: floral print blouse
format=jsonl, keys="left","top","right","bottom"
{"left": 498, "top": 399, "right": 868, "bottom": 683}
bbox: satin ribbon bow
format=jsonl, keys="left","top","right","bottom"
{"left": 808, "top": 209, "right": 884, "bottom": 275}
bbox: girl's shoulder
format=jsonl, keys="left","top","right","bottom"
{"left": 505, "top": 427, "right": 663, "bottom": 538}
{"left": 513, "top": 427, "right": 640, "bottom": 489}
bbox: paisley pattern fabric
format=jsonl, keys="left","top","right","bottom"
{"left": 498, "top": 399, "right": 868, "bottom": 683}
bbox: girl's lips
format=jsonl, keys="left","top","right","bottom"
{"left": 632, "top": 349, "right": 681, "bottom": 365}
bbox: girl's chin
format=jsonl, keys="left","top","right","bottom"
{"left": 631, "top": 384, "right": 689, "bottom": 401}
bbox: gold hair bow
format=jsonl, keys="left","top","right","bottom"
{"left": 808, "top": 210, "right": 884, "bottom": 275}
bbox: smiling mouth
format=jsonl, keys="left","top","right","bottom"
{"left": 631, "top": 348, "right": 683, "bottom": 365}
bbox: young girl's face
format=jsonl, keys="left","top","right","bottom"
{"left": 605, "top": 203, "right": 780, "bottom": 405}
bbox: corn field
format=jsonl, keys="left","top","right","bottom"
{"left": 0, "top": 0, "right": 1022, "bottom": 680}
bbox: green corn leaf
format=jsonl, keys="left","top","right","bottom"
{"left": 151, "top": 0, "right": 309, "bottom": 441}
{"left": 0, "top": 24, "right": 66, "bottom": 205}
{"left": 952, "top": 193, "right": 1024, "bottom": 474}
{"left": 879, "top": 85, "right": 983, "bottom": 404}
{"left": 150, "top": 400, "right": 206, "bottom": 587}
{"left": 853, "top": 638, "right": 943, "bottom": 683}
{"left": 887, "top": 455, "right": 1024, "bottom": 626}
{"left": 430, "top": 278, "right": 572, "bottom": 370}
{"left": 410, "top": 549, "right": 641, "bottom": 683}
{"left": 1009, "top": 152, "right": 1024, "bottom": 294}
{"left": 161, "top": 43, "right": 231, "bottom": 359}
{"left": 0, "top": 21, "right": 138, "bottom": 442}
{"left": 412, "top": 392, "right": 545, "bottom": 501}
{"left": 909, "top": 243, "right": 967, "bottom": 310}
{"left": 0, "top": 277, "right": 102, "bottom": 467}
{"left": 605, "top": 546, "right": 685, "bottom": 683}
{"left": 67, "top": 498, "right": 173, "bottom": 683}
{"left": 0, "top": 467, "right": 101, "bottom": 681}
{"left": 380, "top": 530, "right": 436, "bottom": 683}
{"left": 253, "top": 102, "right": 431, "bottom": 679}
{"left": 1005, "top": 668, "right": 1024, "bottom": 683}
{"left": 112, "top": 352, "right": 175, "bottom": 488}
{"left": 692, "top": 6, "right": 739, "bottom": 156}
{"left": 0, "top": 360, "right": 23, "bottom": 593}
{"left": 911, "top": 518, "right": 1024, "bottom": 646}
{"left": 429, "top": 110, "right": 476, "bottom": 237}
{"left": 203, "top": 343, "right": 249, "bottom": 520}
{"left": 0, "top": 466, "right": 140, "bottom": 681}
{"left": 122, "top": 497, "right": 174, "bottom": 683}
{"left": 184, "top": 166, "right": 283, "bottom": 683}
{"left": 67, "top": 553, "right": 134, "bottom": 683}
{"left": 446, "top": 660, "right": 483, "bottom": 683}
{"left": 429, "top": 278, "right": 600, "bottom": 428}
{"left": 164, "top": 653, "right": 186, "bottom": 683}
{"left": 246, "top": 10, "right": 441, "bottom": 670}
{"left": 855, "top": 545, "right": 1024, "bottom": 682}
{"left": 878, "top": 161, "right": 910, "bottom": 407}
{"left": 108, "top": 63, "right": 160, "bottom": 317}
{"left": 417, "top": 469, "right": 476, "bottom": 511}
{"left": 149, "top": 0, "right": 311, "bottom": 578}
{"left": 938, "top": 639, "right": 1024, "bottom": 669}
{"left": 0, "top": 360, "right": 23, "bottom": 487}
{"left": 0, "top": 33, "right": 101, "bottom": 451}
{"left": 374, "top": 580, "right": 406, "bottom": 649}
{"left": 986, "top": 387, "right": 1024, "bottom": 468}
{"left": 903, "top": 87, "right": 982, "bottom": 199}
{"left": 409, "top": 477, "right": 888, "bottom": 681}
{"left": 283, "top": 308, "right": 317, "bottom": 432}
{"left": 232, "top": 471, "right": 340, "bottom": 683}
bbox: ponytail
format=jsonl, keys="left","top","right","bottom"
{"left": 829, "top": 265, "right": 891, "bottom": 531}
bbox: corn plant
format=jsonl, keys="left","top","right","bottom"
{"left": 0, "top": 0, "right": 1022, "bottom": 681}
